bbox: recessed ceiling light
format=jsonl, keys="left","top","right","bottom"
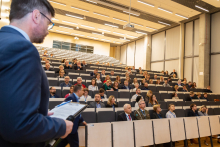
{"left": 175, "top": 14, "right": 189, "bottom": 19}
{"left": 86, "top": 0, "right": 97, "bottom": 4}
{"left": 126, "top": 35, "right": 138, "bottom": 38}
{"left": 92, "top": 32, "right": 104, "bottom": 36}
{"left": 48, "top": 1, "right": 66, "bottom": 6}
{"left": 62, "top": 21, "right": 78, "bottom": 25}
{"left": 115, "top": 42, "right": 122, "bottom": 44}
{"left": 81, "top": 25, "right": 95, "bottom": 29}
{"left": 158, "top": 21, "right": 171, "bottom": 26}
{"left": 105, "top": 24, "right": 119, "bottom": 28}
{"left": 98, "top": 29, "right": 111, "bottom": 32}
{"left": 56, "top": 30, "right": 70, "bottom": 34}
{"left": 146, "top": 26, "right": 157, "bottom": 30}
{"left": 123, "top": 11, "right": 140, "bottom": 16}
{"left": 93, "top": 12, "right": 109, "bottom": 18}
{"left": 120, "top": 38, "right": 130, "bottom": 41}
{"left": 131, "top": 23, "right": 143, "bottom": 27}
{"left": 136, "top": 31, "right": 147, "bottom": 35}
{"left": 59, "top": 26, "right": 74, "bottom": 30}
{"left": 101, "top": 39, "right": 111, "bottom": 42}
{"left": 71, "top": 33, "right": 84, "bottom": 36}
{"left": 195, "top": 5, "right": 209, "bottom": 12}
{"left": 137, "top": 0, "right": 154, "bottom": 7}
{"left": 113, "top": 18, "right": 127, "bottom": 22}
{"left": 71, "top": 6, "right": 89, "bottom": 12}
{"left": 113, "top": 32, "right": 125, "bottom": 36}
{"left": 66, "top": 14, "right": 84, "bottom": 20}
{"left": 158, "top": 7, "right": 172, "bottom": 14}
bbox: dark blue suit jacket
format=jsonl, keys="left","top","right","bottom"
{"left": 121, "top": 86, "right": 132, "bottom": 90}
{"left": 50, "top": 94, "right": 61, "bottom": 98}
{"left": 65, "top": 93, "right": 84, "bottom": 134}
{"left": 0, "top": 26, "right": 66, "bottom": 147}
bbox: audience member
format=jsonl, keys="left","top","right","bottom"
{"left": 174, "top": 85, "right": 179, "bottom": 92}
{"left": 165, "top": 71, "right": 168, "bottom": 75}
{"left": 173, "top": 74, "right": 177, "bottom": 78}
{"left": 110, "top": 71, "right": 115, "bottom": 77}
{"left": 133, "top": 83, "right": 140, "bottom": 91}
{"left": 90, "top": 69, "right": 98, "bottom": 77}
{"left": 154, "top": 75, "right": 158, "bottom": 80}
{"left": 146, "top": 74, "right": 150, "bottom": 81}
{"left": 152, "top": 105, "right": 163, "bottom": 119}
{"left": 122, "top": 80, "right": 132, "bottom": 90}
{"left": 117, "top": 104, "right": 135, "bottom": 121}
{"left": 74, "top": 61, "right": 83, "bottom": 70}
{"left": 96, "top": 73, "right": 102, "bottom": 83}
{"left": 176, "top": 80, "right": 183, "bottom": 86}
{"left": 44, "top": 63, "right": 53, "bottom": 71}
{"left": 96, "top": 61, "right": 99, "bottom": 65}
{"left": 61, "top": 59, "right": 66, "bottom": 63}
{"left": 103, "top": 75, "right": 110, "bottom": 83}
{"left": 167, "top": 77, "right": 172, "bottom": 83}
{"left": 74, "top": 77, "right": 86, "bottom": 88}
{"left": 88, "top": 79, "right": 98, "bottom": 91}
{"left": 161, "top": 70, "right": 164, "bottom": 75}
{"left": 139, "top": 70, "right": 143, "bottom": 75}
{"left": 142, "top": 71, "right": 147, "bottom": 79}
{"left": 170, "top": 69, "right": 177, "bottom": 77}
{"left": 141, "top": 82, "right": 149, "bottom": 90}
{"left": 141, "top": 78, "right": 146, "bottom": 85}
{"left": 135, "top": 96, "right": 143, "bottom": 107}
{"left": 188, "top": 103, "right": 199, "bottom": 116}
{"left": 145, "top": 90, "right": 153, "bottom": 102}
{"left": 148, "top": 95, "right": 159, "bottom": 107}
{"left": 79, "top": 88, "right": 92, "bottom": 102}
{"left": 189, "top": 91, "right": 197, "bottom": 100}
{"left": 125, "top": 68, "right": 132, "bottom": 75}
{"left": 182, "top": 80, "right": 187, "bottom": 86}
{"left": 112, "top": 81, "right": 119, "bottom": 91}
{"left": 156, "top": 79, "right": 160, "bottom": 85}
{"left": 134, "top": 100, "right": 150, "bottom": 120}
{"left": 163, "top": 79, "right": 170, "bottom": 87}
{"left": 64, "top": 60, "right": 72, "bottom": 69}
{"left": 188, "top": 81, "right": 192, "bottom": 88}
{"left": 101, "top": 70, "right": 106, "bottom": 78}
{"left": 49, "top": 87, "right": 60, "bottom": 98}
{"left": 82, "top": 61, "right": 87, "bottom": 67}
{"left": 106, "top": 62, "right": 110, "bottom": 66}
{"left": 102, "top": 80, "right": 113, "bottom": 91}
{"left": 132, "top": 78, "right": 138, "bottom": 85}
{"left": 88, "top": 94, "right": 105, "bottom": 108}
{"left": 43, "top": 50, "right": 48, "bottom": 56}
{"left": 182, "top": 85, "right": 188, "bottom": 92}
{"left": 198, "top": 105, "right": 208, "bottom": 116}
{"left": 131, "top": 88, "right": 142, "bottom": 100}
{"left": 193, "top": 82, "right": 197, "bottom": 88}
{"left": 64, "top": 85, "right": 74, "bottom": 98}
{"left": 166, "top": 103, "right": 176, "bottom": 118}
{"left": 190, "top": 84, "right": 196, "bottom": 89}
{"left": 126, "top": 76, "right": 131, "bottom": 84}
{"left": 45, "top": 60, "right": 50, "bottom": 64}
{"left": 106, "top": 95, "right": 118, "bottom": 108}
{"left": 99, "top": 88, "right": 107, "bottom": 99}
{"left": 138, "top": 67, "right": 142, "bottom": 72}
{"left": 172, "top": 92, "right": 179, "bottom": 99}
{"left": 205, "top": 86, "right": 212, "bottom": 93}
{"left": 132, "top": 66, "right": 136, "bottom": 72}
{"left": 58, "top": 70, "right": 65, "bottom": 78}
{"left": 56, "top": 65, "right": 66, "bottom": 74}
{"left": 72, "top": 58, "right": 77, "bottom": 66}
{"left": 60, "top": 76, "right": 72, "bottom": 87}
{"left": 42, "top": 57, "right": 47, "bottom": 61}
{"left": 202, "top": 93, "right": 209, "bottom": 101}
{"left": 116, "top": 76, "right": 121, "bottom": 84}
{"left": 197, "top": 92, "right": 202, "bottom": 99}
{"left": 160, "top": 76, "right": 164, "bottom": 82}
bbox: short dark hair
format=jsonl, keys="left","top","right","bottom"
{"left": 190, "top": 103, "right": 196, "bottom": 109}
{"left": 99, "top": 88, "right": 105, "bottom": 93}
{"left": 10, "top": 0, "right": 55, "bottom": 22}
{"left": 74, "top": 84, "right": 82, "bottom": 93}
{"left": 83, "top": 88, "right": 89, "bottom": 92}
{"left": 136, "top": 96, "right": 142, "bottom": 103}
{"left": 168, "top": 103, "right": 175, "bottom": 108}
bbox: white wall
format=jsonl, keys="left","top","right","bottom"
{"left": 185, "top": 22, "right": 193, "bottom": 57}
{"left": 151, "top": 31, "right": 165, "bottom": 61}
{"left": 127, "top": 42, "right": 135, "bottom": 66}
{"left": 121, "top": 45, "right": 127, "bottom": 64}
{"left": 151, "top": 62, "right": 164, "bottom": 72}
{"left": 135, "top": 38, "right": 146, "bottom": 69}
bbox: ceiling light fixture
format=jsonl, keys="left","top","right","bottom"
{"left": 146, "top": 26, "right": 157, "bottom": 30}
{"left": 120, "top": 38, "right": 130, "bottom": 41}
{"left": 87, "top": 36, "right": 98, "bottom": 39}
{"left": 92, "top": 32, "right": 104, "bottom": 36}
{"left": 126, "top": 35, "right": 138, "bottom": 38}
{"left": 113, "top": 18, "right": 127, "bottom": 22}
{"left": 101, "top": 39, "right": 111, "bottom": 42}
{"left": 113, "top": 32, "right": 125, "bottom": 36}
{"left": 66, "top": 14, "right": 84, "bottom": 20}
{"left": 137, "top": 0, "right": 154, "bottom": 7}
{"left": 48, "top": 1, "right": 66, "bottom": 6}
{"left": 123, "top": 11, "right": 140, "bottom": 16}
{"left": 158, "top": 21, "right": 171, "bottom": 26}
{"left": 105, "top": 24, "right": 119, "bottom": 28}
{"left": 86, "top": 0, "right": 97, "bottom": 4}
{"left": 175, "top": 14, "right": 189, "bottom": 19}
{"left": 71, "top": 6, "right": 89, "bottom": 12}
{"left": 71, "top": 33, "right": 84, "bottom": 36}
{"left": 131, "top": 23, "right": 143, "bottom": 27}
{"left": 62, "top": 20, "right": 78, "bottom": 25}
{"left": 136, "top": 31, "right": 147, "bottom": 35}
{"left": 98, "top": 28, "right": 111, "bottom": 32}
{"left": 195, "top": 5, "right": 209, "bottom": 12}
{"left": 158, "top": 7, "right": 172, "bottom": 14}
{"left": 59, "top": 26, "right": 74, "bottom": 30}
{"left": 115, "top": 42, "right": 122, "bottom": 44}
{"left": 81, "top": 24, "right": 95, "bottom": 29}
{"left": 93, "top": 12, "right": 109, "bottom": 18}
{"left": 56, "top": 30, "right": 70, "bottom": 34}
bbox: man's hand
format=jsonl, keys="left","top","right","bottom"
{"left": 48, "top": 112, "right": 54, "bottom": 116}
{"left": 61, "top": 120, "right": 73, "bottom": 139}
{"left": 82, "top": 121, "right": 87, "bottom": 126}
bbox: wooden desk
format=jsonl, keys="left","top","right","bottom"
{"left": 169, "top": 118, "right": 186, "bottom": 142}
{"left": 153, "top": 119, "right": 170, "bottom": 144}
{"left": 184, "top": 117, "right": 199, "bottom": 139}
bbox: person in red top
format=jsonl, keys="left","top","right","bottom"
{"left": 74, "top": 77, "right": 86, "bottom": 88}
{"left": 103, "top": 75, "right": 110, "bottom": 83}
{"left": 64, "top": 85, "right": 74, "bottom": 98}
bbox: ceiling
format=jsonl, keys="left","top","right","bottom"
{"left": 0, "top": 0, "right": 220, "bottom": 45}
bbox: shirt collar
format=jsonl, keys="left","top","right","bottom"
{"left": 73, "top": 93, "right": 79, "bottom": 99}
{"left": 5, "top": 25, "right": 30, "bottom": 41}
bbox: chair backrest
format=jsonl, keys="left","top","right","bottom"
{"left": 97, "top": 111, "right": 115, "bottom": 122}
{"left": 106, "top": 91, "right": 119, "bottom": 98}
{"left": 174, "top": 109, "right": 185, "bottom": 117}
{"left": 118, "top": 101, "right": 131, "bottom": 107}
{"left": 81, "top": 112, "right": 97, "bottom": 123}
{"left": 118, "top": 91, "right": 130, "bottom": 98}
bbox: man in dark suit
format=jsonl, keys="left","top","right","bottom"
{"left": 121, "top": 80, "right": 132, "bottom": 90}
{"left": 50, "top": 87, "right": 60, "bottom": 98}
{"left": 0, "top": 1, "right": 73, "bottom": 146}
{"left": 117, "top": 104, "right": 135, "bottom": 121}
{"left": 57, "top": 85, "right": 87, "bottom": 147}
{"left": 74, "top": 61, "right": 83, "bottom": 70}
{"left": 89, "top": 94, "right": 106, "bottom": 108}
{"left": 44, "top": 63, "right": 53, "bottom": 71}
{"left": 170, "top": 69, "right": 177, "bottom": 77}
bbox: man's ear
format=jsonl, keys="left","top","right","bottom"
{"left": 32, "top": 9, "right": 41, "bottom": 24}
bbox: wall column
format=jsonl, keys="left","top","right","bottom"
{"left": 145, "top": 35, "right": 152, "bottom": 70}
{"left": 198, "top": 13, "right": 210, "bottom": 88}
{"left": 179, "top": 23, "right": 185, "bottom": 79}
{"left": 115, "top": 46, "right": 121, "bottom": 61}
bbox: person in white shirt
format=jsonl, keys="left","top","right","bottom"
{"left": 166, "top": 103, "right": 176, "bottom": 118}
{"left": 88, "top": 78, "right": 98, "bottom": 91}
{"left": 96, "top": 73, "right": 102, "bottom": 83}
{"left": 79, "top": 88, "right": 92, "bottom": 102}
{"left": 163, "top": 79, "right": 170, "bottom": 87}
{"left": 133, "top": 83, "right": 140, "bottom": 91}
{"left": 131, "top": 88, "right": 143, "bottom": 100}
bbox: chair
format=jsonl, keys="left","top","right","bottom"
{"left": 161, "top": 109, "right": 168, "bottom": 118}
{"left": 174, "top": 109, "right": 185, "bottom": 117}
{"left": 62, "top": 87, "right": 70, "bottom": 97}
{"left": 160, "top": 93, "right": 169, "bottom": 101}
{"left": 81, "top": 112, "right": 96, "bottom": 123}
{"left": 176, "top": 101, "right": 185, "bottom": 107}
{"left": 48, "top": 78, "right": 58, "bottom": 86}
{"left": 116, "top": 110, "right": 124, "bottom": 121}
{"left": 159, "top": 101, "right": 167, "bottom": 109}
{"left": 118, "top": 101, "right": 131, "bottom": 107}
{"left": 164, "top": 87, "right": 173, "bottom": 91}
{"left": 106, "top": 91, "right": 118, "bottom": 98}
{"left": 184, "top": 109, "right": 191, "bottom": 117}
{"left": 148, "top": 86, "right": 156, "bottom": 92}
{"left": 97, "top": 111, "right": 115, "bottom": 122}
{"left": 45, "top": 71, "right": 55, "bottom": 77}
{"left": 156, "top": 86, "right": 164, "bottom": 92}
{"left": 118, "top": 91, "right": 130, "bottom": 98}
{"left": 208, "top": 108, "right": 214, "bottom": 115}
{"left": 213, "top": 108, "right": 220, "bottom": 115}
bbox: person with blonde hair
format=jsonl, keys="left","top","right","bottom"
{"left": 174, "top": 85, "right": 179, "bottom": 92}
{"left": 132, "top": 78, "right": 138, "bottom": 85}
{"left": 58, "top": 70, "right": 65, "bottom": 78}
{"left": 196, "top": 92, "right": 202, "bottom": 99}
{"left": 160, "top": 76, "right": 164, "bottom": 82}
{"left": 56, "top": 65, "right": 65, "bottom": 74}
{"left": 112, "top": 81, "right": 119, "bottom": 91}
{"left": 116, "top": 76, "right": 121, "bottom": 84}
{"left": 106, "top": 95, "right": 118, "bottom": 108}
{"left": 102, "top": 80, "right": 113, "bottom": 91}
{"left": 103, "top": 75, "right": 110, "bottom": 83}
{"left": 148, "top": 95, "right": 159, "bottom": 107}
{"left": 96, "top": 73, "right": 102, "bottom": 84}
{"left": 145, "top": 90, "right": 153, "bottom": 102}
{"left": 152, "top": 105, "right": 163, "bottom": 119}
{"left": 141, "top": 78, "right": 146, "bottom": 85}
{"left": 42, "top": 57, "right": 47, "bottom": 61}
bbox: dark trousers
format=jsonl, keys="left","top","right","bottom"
{"left": 56, "top": 133, "right": 79, "bottom": 147}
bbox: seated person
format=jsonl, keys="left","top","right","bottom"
{"left": 60, "top": 76, "right": 72, "bottom": 87}
{"left": 182, "top": 81, "right": 188, "bottom": 87}
{"left": 152, "top": 105, "right": 163, "bottom": 119}
{"left": 135, "top": 96, "right": 143, "bottom": 107}
{"left": 189, "top": 91, "right": 197, "bottom": 100}
{"left": 74, "top": 77, "right": 86, "bottom": 88}
{"left": 148, "top": 95, "right": 159, "bottom": 107}
{"left": 139, "top": 70, "right": 143, "bottom": 75}
{"left": 174, "top": 85, "right": 179, "bottom": 92}
{"left": 190, "top": 84, "right": 196, "bottom": 89}
{"left": 134, "top": 100, "right": 150, "bottom": 120}
{"left": 44, "top": 63, "right": 53, "bottom": 71}
{"left": 197, "top": 92, "right": 202, "bottom": 99}
{"left": 61, "top": 59, "right": 66, "bottom": 63}
{"left": 101, "top": 70, "right": 105, "bottom": 78}
{"left": 81, "top": 60, "right": 87, "bottom": 67}
{"left": 149, "top": 79, "right": 153, "bottom": 84}
{"left": 64, "top": 60, "right": 72, "bottom": 69}
{"left": 99, "top": 88, "right": 107, "bottom": 99}
{"left": 193, "top": 82, "right": 197, "bottom": 88}
{"left": 72, "top": 58, "right": 77, "bottom": 66}
{"left": 106, "top": 95, "right": 118, "bottom": 108}
{"left": 64, "top": 85, "right": 74, "bottom": 98}
{"left": 42, "top": 57, "right": 47, "bottom": 61}
{"left": 49, "top": 87, "right": 60, "bottom": 98}
{"left": 112, "top": 81, "right": 119, "bottom": 91}
{"left": 161, "top": 70, "right": 164, "bottom": 75}
{"left": 154, "top": 74, "right": 158, "bottom": 80}
{"left": 202, "top": 93, "right": 209, "bottom": 101}
{"left": 167, "top": 77, "right": 172, "bottom": 82}
{"left": 163, "top": 79, "right": 170, "bottom": 87}
{"left": 103, "top": 75, "right": 110, "bottom": 83}
{"left": 176, "top": 80, "right": 183, "bottom": 86}
{"left": 106, "top": 62, "right": 110, "bottom": 66}
{"left": 141, "top": 82, "right": 149, "bottom": 90}
{"left": 145, "top": 90, "right": 153, "bottom": 102}
{"left": 141, "top": 78, "right": 146, "bottom": 85}
{"left": 165, "top": 71, "right": 168, "bottom": 75}
{"left": 125, "top": 76, "right": 131, "bottom": 84}
{"left": 74, "top": 61, "right": 83, "bottom": 70}
{"left": 172, "top": 92, "right": 179, "bottom": 99}
{"left": 96, "top": 61, "right": 99, "bottom": 65}
{"left": 125, "top": 68, "right": 132, "bottom": 75}
{"left": 155, "top": 79, "right": 160, "bottom": 85}
{"left": 88, "top": 94, "right": 105, "bottom": 108}
{"left": 96, "top": 73, "right": 102, "bottom": 83}
{"left": 90, "top": 69, "right": 98, "bottom": 77}
{"left": 133, "top": 83, "right": 139, "bottom": 91}
{"left": 132, "top": 78, "right": 138, "bottom": 85}
{"left": 131, "top": 88, "right": 142, "bottom": 100}
{"left": 160, "top": 76, "right": 164, "bottom": 82}
{"left": 188, "top": 81, "right": 192, "bottom": 88}
{"left": 170, "top": 69, "right": 177, "bottom": 77}
{"left": 182, "top": 85, "right": 188, "bottom": 92}
{"left": 172, "top": 74, "right": 177, "bottom": 78}
{"left": 141, "top": 72, "right": 147, "bottom": 79}
{"left": 102, "top": 80, "right": 113, "bottom": 91}
{"left": 205, "top": 86, "right": 212, "bottom": 93}
{"left": 121, "top": 80, "right": 132, "bottom": 90}
{"left": 116, "top": 76, "right": 121, "bottom": 84}
{"left": 166, "top": 103, "right": 176, "bottom": 118}
{"left": 110, "top": 71, "right": 115, "bottom": 77}
{"left": 56, "top": 65, "right": 66, "bottom": 74}
{"left": 198, "top": 105, "right": 208, "bottom": 116}
{"left": 79, "top": 88, "right": 92, "bottom": 102}
{"left": 117, "top": 104, "right": 135, "bottom": 121}
{"left": 146, "top": 74, "right": 150, "bottom": 81}
{"left": 58, "top": 70, "right": 65, "bottom": 78}
{"left": 45, "top": 60, "right": 50, "bottom": 64}
{"left": 88, "top": 79, "right": 98, "bottom": 91}
{"left": 188, "top": 103, "right": 199, "bottom": 116}
{"left": 138, "top": 67, "right": 142, "bottom": 72}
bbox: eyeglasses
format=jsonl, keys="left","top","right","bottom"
{"left": 40, "top": 12, "right": 54, "bottom": 30}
